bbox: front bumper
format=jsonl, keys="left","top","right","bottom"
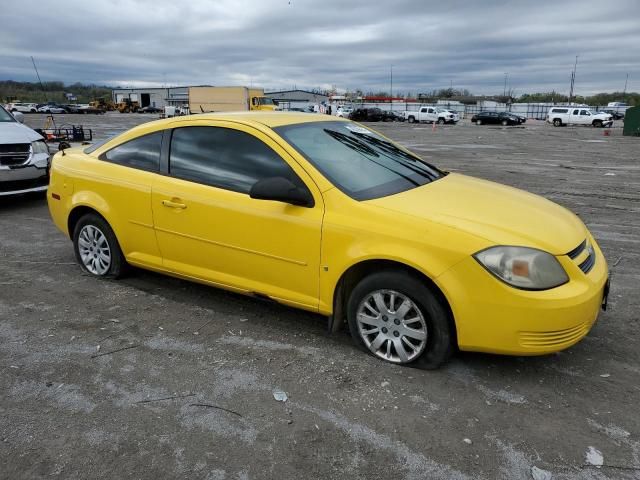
{"left": 437, "top": 235, "right": 608, "bottom": 355}
{"left": 0, "top": 162, "right": 50, "bottom": 196}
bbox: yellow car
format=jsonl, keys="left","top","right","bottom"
{"left": 47, "top": 112, "right": 609, "bottom": 368}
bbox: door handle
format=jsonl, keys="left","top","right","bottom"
{"left": 162, "top": 199, "right": 187, "bottom": 209}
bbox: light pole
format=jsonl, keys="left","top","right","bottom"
{"left": 503, "top": 72, "right": 508, "bottom": 97}
{"left": 390, "top": 65, "right": 394, "bottom": 101}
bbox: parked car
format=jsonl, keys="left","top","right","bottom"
{"left": 511, "top": 113, "right": 527, "bottom": 124}
{"left": 37, "top": 104, "right": 66, "bottom": 114}
{"left": 7, "top": 103, "right": 38, "bottom": 113}
{"left": 0, "top": 105, "right": 50, "bottom": 196}
{"left": 600, "top": 109, "right": 625, "bottom": 120}
{"left": 383, "top": 110, "right": 405, "bottom": 122}
{"left": 138, "top": 106, "right": 163, "bottom": 114}
{"left": 471, "top": 111, "right": 521, "bottom": 126}
{"left": 404, "top": 107, "right": 459, "bottom": 124}
{"left": 336, "top": 106, "right": 354, "bottom": 118}
{"left": 47, "top": 112, "right": 608, "bottom": 368}
{"left": 349, "top": 108, "right": 384, "bottom": 122}
{"left": 546, "top": 108, "right": 613, "bottom": 127}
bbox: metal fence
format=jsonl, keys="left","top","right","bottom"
{"left": 340, "top": 102, "right": 630, "bottom": 120}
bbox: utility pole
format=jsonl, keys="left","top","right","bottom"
{"left": 569, "top": 55, "right": 578, "bottom": 103}
{"left": 503, "top": 73, "right": 508, "bottom": 97}
{"left": 623, "top": 73, "right": 629, "bottom": 97}
{"left": 390, "top": 65, "right": 393, "bottom": 101}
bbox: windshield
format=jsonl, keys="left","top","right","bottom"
{"left": 257, "top": 97, "right": 275, "bottom": 106}
{"left": 275, "top": 121, "right": 444, "bottom": 200}
{"left": 0, "top": 106, "right": 16, "bottom": 122}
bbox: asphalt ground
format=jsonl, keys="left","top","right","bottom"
{"left": 1, "top": 113, "right": 639, "bottom": 479}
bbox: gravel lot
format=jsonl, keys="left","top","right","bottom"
{"left": 1, "top": 113, "right": 639, "bottom": 479}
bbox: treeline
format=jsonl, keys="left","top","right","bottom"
{"left": 0, "top": 80, "right": 112, "bottom": 104}
{"left": 518, "top": 90, "right": 638, "bottom": 106}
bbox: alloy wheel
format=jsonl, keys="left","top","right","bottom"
{"left": 356, "top": 289, "right": 428, "bottom": 363}
{"left": 78, "top": 225, "right": 112, "bottom": 275}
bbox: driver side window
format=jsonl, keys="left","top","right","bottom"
{"left": 169, "top": 126, "right": 303, "bottom": 194}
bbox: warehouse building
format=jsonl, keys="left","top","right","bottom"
{"left": 265, "top": 89, "right": 329, "bottom": 109}
{"left": 111, "top": 86, "right": 189, "bottom": 108}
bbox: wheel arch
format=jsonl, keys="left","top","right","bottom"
{"left": 67, "top": 205, "right": 109, "bottom": 239}
{"left": 328, "top": 259, "right": 457, "bottom": 345}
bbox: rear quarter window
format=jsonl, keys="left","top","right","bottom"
{"left": 99, "top": 132, "right": 162, "bottom": 173}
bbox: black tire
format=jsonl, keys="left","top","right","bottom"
{"left": 501, "top": 119, "right": 509, "bottom": 126}
{"left": 437, "top": 118, "right": 445, "bottom": 125}
{"left": 553, "top": 119, "right": 562, "bottom": 127}
{"left": 408, "top": 116, "right": 417, "bottom": 123}
{"left": 593, "top": 120, "right": 603, "bottom": 128}
{"left": 476, "top": 119, "right": 482, "bottom": 125}
{"left": 346, "top": 270, "right": 454, "bottom": 369}
{"left": 72, "top": 213, "right": 127, "bottom": 279}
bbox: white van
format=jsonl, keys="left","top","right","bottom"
{"left": 0, "top": 106, "right": 50, "bottom": 196}
{"left": 546, "top": 107, "right": 613, "bottom": 127}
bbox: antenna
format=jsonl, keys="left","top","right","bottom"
{"left": 31, "top": 56, "right": 47, "bottom": 101}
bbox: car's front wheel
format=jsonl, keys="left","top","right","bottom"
{"left": 502, "top": 119, "right": 509, "bottom": 126}
{"left": 437, "top": 118, "right": 445, "bottom": 125}
{"left": 73, "top": 213, "right": 127, "bottom": 278}
{"left": 347, "top": 271, "right": 454, "bottom": 368}
{"left": 476, "top": 119, "right": 482, "bottom": 125}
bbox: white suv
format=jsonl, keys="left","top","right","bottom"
{"left": 0, "top": 106, "right": 50, "bottom": 196}
{"left": 7, "top": 103, "right": 38, "bottom": 113}
{"left": 547, "top": 107, "right": 613, "bottom": 127}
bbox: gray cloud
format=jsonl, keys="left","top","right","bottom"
{"left": 0, "top": 0, "right": 638, "bottom": 95}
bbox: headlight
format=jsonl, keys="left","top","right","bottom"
{"left": 31, "top": 141, "right": 49, "bottom": 155}
{"left": 474, "top": 246, "right": 569, "bottom": 290}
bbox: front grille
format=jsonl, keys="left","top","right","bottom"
{"left": 566, "top": 240, "right": 586, "bottom": 259}
{"left": 579, "top": 249, "right": 596, "bottom": 274}
{"left": 566, "top": 239, "right": 596, "bottom": 274}
{"left": 0, "top": 143, "right": 31, "bottom": 167}
{"left": 519, "top": 321, "right": 590, "bottom": 348}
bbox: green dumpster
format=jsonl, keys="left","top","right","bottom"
{"left": 623, "top": 106, "right": 640, "bottom": 136}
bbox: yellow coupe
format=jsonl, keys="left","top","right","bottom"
{"left": 47, "top": 112, "right": 609, "bottom": 367}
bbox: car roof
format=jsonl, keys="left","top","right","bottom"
{"left": 163, "top": 111, "right": 345, "bottom": 129}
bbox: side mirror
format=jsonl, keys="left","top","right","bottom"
{"left": 12, "top": 111, "right": 25, "bottom": 123}
{"left": 249, "top": 177, "right": 314, "bottom": 207}
{"left": 252, "top": 97, "right": 258, "bottom": 106}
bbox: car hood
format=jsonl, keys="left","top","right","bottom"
{"left": 0, "top": 122, "right": 43, "bottom": 143}
{"left": 367, "top": 173, "right": 585, "bottom": 255}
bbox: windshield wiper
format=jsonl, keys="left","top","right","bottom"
{"left": 351, "top": 132, "right": 440, "bottom": 181}
{"left": 323, "top": 129, "right": 420, "bottom": 187}
{"left": 324, "top": 129, "right": 378, "bottom": 157}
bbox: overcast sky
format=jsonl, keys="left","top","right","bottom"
{"left": 1, "top": 0, "right": 638, "bottom": 96}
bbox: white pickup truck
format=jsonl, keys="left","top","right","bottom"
{"left": 404, "top": 107, "right": 459, "bottom": 124}
{"left": 546, "top": 107, "right": 613, "bottom": 127}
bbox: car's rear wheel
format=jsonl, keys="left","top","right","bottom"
{"left": 408, "top": 116, "right": 416, "bottom": 123}
{"left": 553, "top": 119, "right": 562, "bottom": 127}
{"left": 73, "top": 213, "right": 127, "bottom": 278}
{"left": 347, "top": 271, "right": 453, "bottom": 369}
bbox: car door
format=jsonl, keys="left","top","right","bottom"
{"left": 89, "top": 131, "right": 165, "bottom": 268}
{"left": 579, "top": 110, "right": 592, "bottom": 125}
{"left": 151, "top": 121, "right": 324, "bottom": 310}
{"left": 426, "top": 107, "right": 437, "bottom": 123}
